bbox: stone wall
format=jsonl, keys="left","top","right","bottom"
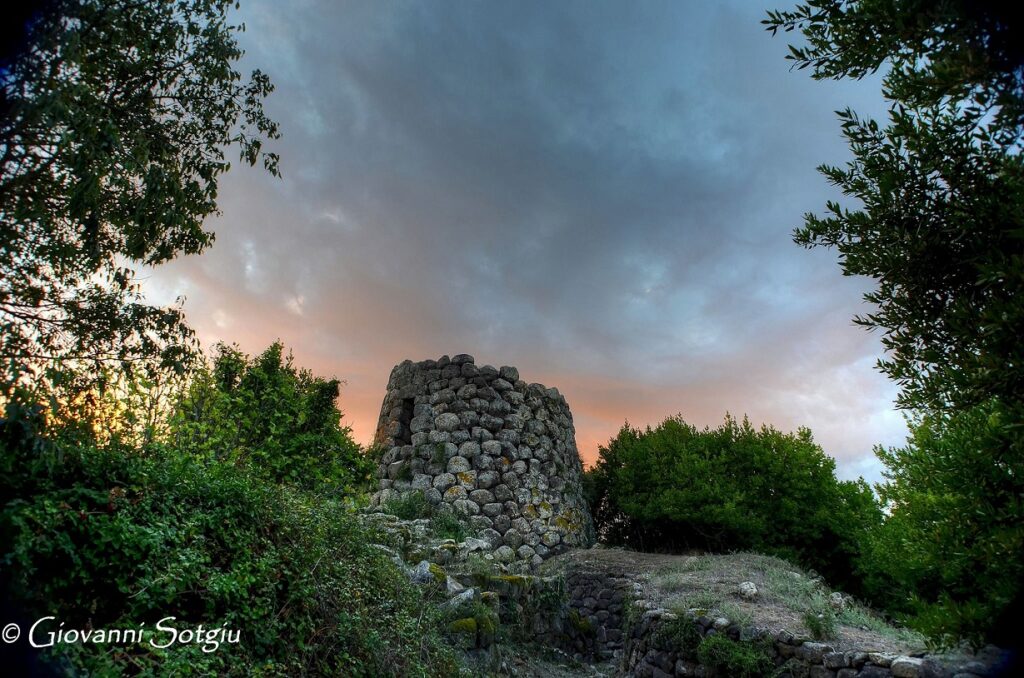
{"left": 371, "top": 353, "right": 594, "bottom": 565}
{"left": 622, "top": 606, "right": 1006, "bottom": 678}
{"left": 561, "top": 567, "right": 633, "bottom": 661}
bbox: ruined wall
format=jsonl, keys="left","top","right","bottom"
{"left": 372, "top": 353, "right": 594, "bottom": 565}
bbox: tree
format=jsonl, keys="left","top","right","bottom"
{"left": 1, "top": 0, "right": 279, "bottom": 390}
{"left": 169, "top": 342, "right": 372, "bottom": 493}
{"left": 860, "top": 400, "right": 1024, "bottom": 649}
{"left": 766, "top": 1, "right": 1024, "bottom": 649}
{"left": 764, "top": 1, "right": 1023, "bottom": 414}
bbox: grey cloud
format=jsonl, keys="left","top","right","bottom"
{"left": 146, "top": 0, "right": 906, "bottom": 480}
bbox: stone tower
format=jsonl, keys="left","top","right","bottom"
{"left": 372, "top": 353, "right": 594, "bottom": 564}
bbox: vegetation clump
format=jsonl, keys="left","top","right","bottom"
{"left": 0, "top": 333, "right": 467, "bottom": 675}
{"left": 585, "top": 414, "right": 881, "bottom": 592}
{"left": 695, "top": 633, "right": 774, "bottom": 678}
{"left": 652, "top": 616, "right": 703, "bottom": 655}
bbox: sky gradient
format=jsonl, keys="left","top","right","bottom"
{"left": 145, "top": 0, "right": 907, "bottom": 483}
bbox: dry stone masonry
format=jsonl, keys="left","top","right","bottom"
{"left": 372, "top": 353, "right": 595, "bottom": 565}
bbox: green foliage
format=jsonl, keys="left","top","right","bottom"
{"left": 764, "top": 2, "right": 1023, "bottom": 131}
{"left": 802, "top": 604, "right": 838, "bottom": 641}
{"left": 0, "top": 417, "right": 459, "bottom": 676}
{"left": 766, "top": 1, "right": 1024, "bottom": 649}
{"left": 382, "top": 490, "right": 433, "bottom": 521}
{"left": 681, "top": 590, "right": 720, "bottom": 612}
{"left": 169, "top": 342, "right": 372, "bottom": 493}
{"left": 795, "top": 102, "right": 1022, "bottom": 415}
{"left": 586, "top": 414, "right": 882, "bottom": 591}
{"left": 652, "top": 616, "right": 703, "bottom": 656}
{"left": 695, "top": 633, "right": 774, "bottom": 678}
{"left": 0, "top": 0, "right": 280, "bottom": 391}
{"left": 859, "top": 401, "right": 1024, "bottom": 649}
{"left": 566, "top": 609, "right": 594, "bottom": 636}
{"left": 430, "top": 507, "right": 469, "bottom": 543}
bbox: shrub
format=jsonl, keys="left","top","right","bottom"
{"left": 585, "top": 414, "right": 882, "bottom": 592}
{"left": 652, "top": 616, "right": 703, "bottom": 656}
{"left": 1, "top": 344, "right": 460, "bottom": 675}
{"left": 802, "top": 604, "right": 838, "bottom": 641}
{"left": 382, "top": 490, "right": 432, "bottom": 520}
{"left": 430, "top": 507, "right": 469, "bottom": 542}
{"left": 695, "top": 633, "right": 774, "bottom": 678}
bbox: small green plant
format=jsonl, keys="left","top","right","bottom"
{"left": 719, "top": 602, "right": 753, "bottom": 627}
{"left": 623, "top": 599, "right": 646, "bottom": 630}
{"left": 532, "top": 575, "right": 568, "bottom": 615}
{"left": 682, "top": 555, "right": 714, "bottom": 572}
{"left": 803, "top": 602, "right": 838, "bottom": 640}
{"left": 382, "top": 490, "right": 431, "bottom": 519}
{"left": 431, "top": 443, "right": 447, "bottom": 466}
{"left": 652, "top": 571, "right": 690, "bottom": 593}
{"left": 684, "top": 589, "right": 721, "bottom": 611}
{"left": 696, "top": 633, "right": 774, "bottom": 678}
{"left": 395, "top": 460, "right": 413, "bottom": 481}
{"left": 466, "top": 553, "right": 499, "bottom": 587}
{"left": 430, "top": 507, "right": 468, "bottom": 542}
{"left": 567, "top": 609, "right": 595, "bottom": 636}
{"left": 652, "top": 615, "right": 703, "bottom": 655}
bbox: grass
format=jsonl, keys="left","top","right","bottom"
{"left": 430, "top": 507, "right": 469, "bottom": 542}
{"left": 755, "top": 555, "right": 923, "bottom": 644}
{"left": 803, "top": 602, "right": 839, "bottom": 640}
{"left": 652, "top": 571, "right": 690, "bottom": 594}
{"left": 683, "top": 590, "right": 722, "bottom": 611}
{"left": 838, "top": 602, "right": 922, "bottom": 645}
{"left": 719, "top": 601, "right": 754, "bottom": 627}
{"left": 682, "top": 555, "right": 714, "bottom": 571}
{"left": 381, "top": 489, "right": 432, "bottom": 519}
{"left": 645, "top": 551, "right": 925, "bottom": 648}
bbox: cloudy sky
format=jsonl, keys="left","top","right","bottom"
{"left": 146, "top": 0, "right": 907, "bottom": 483}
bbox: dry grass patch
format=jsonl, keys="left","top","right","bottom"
{"left": 638, "top": 551, "right": 925, "bottom": 652}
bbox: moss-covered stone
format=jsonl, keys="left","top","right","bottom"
{"left": 486, "top": 573, "right": 534, "bottom": 598}
{"left": 553, "top": 515, "right": 578, "bottom": 532}
{"left": 568, "top": 609, "right": 595, "bottom": 636}
{"left": 449, "top": 617, "right": 477, "bottom": 634}
{"left": 428, "top": 562, "right": 447, "bottom": 583}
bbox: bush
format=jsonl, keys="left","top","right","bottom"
{"left": 0, "top": 420, "right": 459, "bottom": 676}
{"left": 1, "top": 343, "right": 461, "bottom": 675}
{"left": 802, "top": 605, "right": 838, "bottom": 641}
{"left": 430, "top": 507, "right": 469, "bottom": 542}
{"left": 652, "top": 616, "right": 703, "bottom": 656}
{"left": 585, "top": 414, "right": 881, "bottom": 591}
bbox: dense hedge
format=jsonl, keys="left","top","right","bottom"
{"left": 584, "top": 415, "right": 881, "bottom": 592}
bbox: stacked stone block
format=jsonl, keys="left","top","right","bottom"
{"left": 372, "top": 353, "right": 594, "bottom": 565}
